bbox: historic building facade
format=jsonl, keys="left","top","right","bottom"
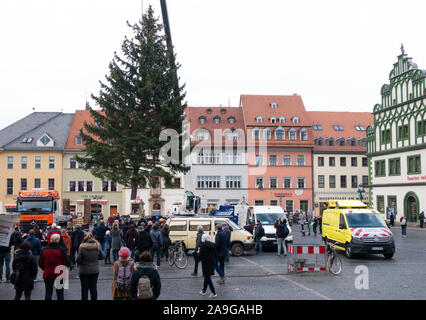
{"left": 367, "top": 49, "right": 426, "bottom": 222}
{"left": 310, "top": 111, "right": 372, "bottom": 216}
{"left": 241, "top": 94, "right": 314, "bottom": 212}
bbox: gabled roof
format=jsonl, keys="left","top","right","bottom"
{"left": 65, "top": 110, "right": 95, "bottom": 151}
{"left": 309, "top": 111, "right": 373, "bottom": 152}
{"left": 0, "top": 112, "right": 74, "bottom": 151}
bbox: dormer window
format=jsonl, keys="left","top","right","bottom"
{"left": 326, "top": 138, "right": 334, "bottom": 146}
{"left": 279, "top": 117, "right": 286, "bottom": 124}
{"left": 316, "top": 138, "right": 324, "bottom": 146}
{"left": 199, "top": 116, "right": 206, "bottom": 124}
{"left": 270, "top": 102, "right": 278, "bottom": 109}
{"left": 256, "top": 116, "right": 263, "bottom": 124}
{"left": 213, "top": 116, "right": 220, "bottom": 124}
{"left": 228, "top": 116, "right": 235, "bottom": 124}
{"left": 206, "top": 108, "right": 212, "bottom": 114}
{"left": 337, "top": 138, "right": 345, "bottom": 146}
{"left": 292, "top": 117, "right": 299, "bottom": 124}
{"left": 333, "top": 125, "right": 344, "bottom": 131}
{"left": 359, "top": 138, "right": 367, "bottom": 147}
{"left": 40, "top": 134, "right": 51, "bottom": 146}
{"left": 348, "top": 138, "right": 356, "bottom": 146}
{"left": 220, "top": 108, "right": 227, "bottom": 114}
{"left": 313, "top": 125, "right": 323, "bottom": 131}
{"left": 75, "top": 135, "right": 82, "bottom": 145}
{"left": 355, "top": 125, "right": 365, "bottom": 131}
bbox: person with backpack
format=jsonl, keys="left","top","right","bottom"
{"left": 130, "top": 251, "right": 161, "bottom": 300}
{"left": 400, "top": 216, "right": 408, "bottom": 238}
{"left": 76, "top": 232, "right": 105, "bottom": 300}
{"left": 198, "top": 234, "right": 217, "bottom": 298}
{"left": 124, "top": 224, "right": 138, "bottom": 259}
{"left": 11, "top": 242, "right": 38, "bottom": 300}
{"left": 274, "top": 218, "right": 289, "bottom": 256}
{"left": 149, "top": 223, "right": 163, "bottom": 266}
{"left": 136, "top": 225, "right": 153, "bottom": 262}
{"left": 112, "top": 247, "right": 135, "bottom": 300}
{"left": 254, "top": 220, "right": 265, "bottom": 255}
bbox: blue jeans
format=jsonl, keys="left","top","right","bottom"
{"left": 402, "top": 225, "right": 407, "bottom": 236}
{"left": 214, "top": 256, "right": 225, "bottom": 278}
{"left": 256, "top": 237, "right": 262, "bottom": 254}
{"left": 112, "top": 249, "right": 119, "bottom": 262}
{"left": 150, "top": 246, "right": 161, "bottom": 266}
{"left": 44, "top": 279, "right": 64, "bottom": 300}
{"left": 0, "top": 252, "right": 11, "bottom": 281}
{"left": 80, "top": 273, "right": 99, "bottom": 300}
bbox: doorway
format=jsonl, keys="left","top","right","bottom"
{"left": 405, "top": 192, "right": 419, "bottom": 222}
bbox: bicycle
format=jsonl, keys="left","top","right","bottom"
{"left": 326, "top": 242, "right": 342, "bottom": 275}
{"left": 168, "top": 241, "right": 188, "bottom": 269}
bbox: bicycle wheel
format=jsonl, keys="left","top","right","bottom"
{"left": 328, "top": 253, "right": 342, "bottom": 275}
{"left": 168, "top": 247, "right": 175, "bottom": 266}
{"left": 174, "top": 250, "right": 188, "bottom": 269}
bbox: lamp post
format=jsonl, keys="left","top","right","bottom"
{"left": 357, "top": 184, "right": 366, "bottom": 203}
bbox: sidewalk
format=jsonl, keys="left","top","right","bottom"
{"left": 390, "top": 221, "right": 426, "bottom": 229}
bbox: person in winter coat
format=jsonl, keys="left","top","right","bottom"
{"left": 70, "top": 224, "right": 84, "bottom": 270}
{"left": 130, "top": 251, "right": 161, "bottom": 300}
{"left": 46, "top": 223, "right": 61, "bottom": 244}
{"left": 76, "top": 232, "right": 105, "bottom": 300}
{"left": 420, "top": 211, "right": 425, "bottom": 228}
{"left": 124, "top": 224, "right": 138, "bottom": 259}
{"left": 149, "top": 223, "right": 163, "bottom": 266}
{"left": 274, "top": 218, "right": 288, "bottom": 256}
{"left": 111, "top": 221, "right": 122, "bottom": 262}
{"left": 198, "top": 234, "right": 217, "bottom": 298}
{"left": 161, "top": 224, "right": 170, "bottom": 260}
{"left": 24, "top": 229, "right": 42, "bottom": 280}
{"left": 112, "top": 247, "right": 135, "bottom": 300}
{"left": 93, "top": 220, "right": 109, "bottom": 252}
{"left": 61, "top": 229, "right": 72, "bottom": 260}
{"left": 223, "top": 225, "right": 231, "bottom": 263}
{"left": 389, "top": 212, "right": 395, "bottom": 227}
{"left": 312, "top": 217, "right": 318, "bottom": 237}
{"left": 254, "top": 220, "right": 264, "bottom": 255}
{"left": 214, "top": 224, "right": 228, "bottom": 284}
{"left": 104, "top": 230, "right": 112, "bottom": 264}
{"left": 12, "top": 242, "right": 38, "bottom": 300}
{"left": 0, "top": 235, "right": 14, "bottom": 282}
{"left": 122, "top": 219, "right": 131, "bottom": 238}
{"left": 39, "top": 233, "right": 69, "bottom": 300}
{"left": 136, "top": 225, "right": 153, "bottom": 262}
{"left": 192, "top": 226, "right": 204, "bottom": 276}
{"left": 10, "top": 226, "right": 23, "bottom": 254}
{"left": 299, "top": 214, "right": 306, "bottom": 236}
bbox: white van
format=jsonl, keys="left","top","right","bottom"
{"left": 249, "top": 206, "right": 293, "bottom": 246}
{"left": 166, "top": 216, "right": 255, "bottom": 256}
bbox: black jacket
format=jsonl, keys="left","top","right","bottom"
{"left": 71, "top": 229, "right": 85, "bottom": 251}
{"left": 130, "top": 262, "right": 161, "bottom": 300}
{"left": 136, "top": 230, "right": 153, "bottom": 253}
{"left": 12, "top": 249, "right": 38, "bottom": 292}
{"left": 195, "top": 231, "right": 204, "bottom": 252}
{"left": 215, "top": 230, "right": 228, "bottom": 258}
{"left": 94, "top": 224, "right": 109, "bottom": 243}
{"left": 199, "top": 241, "right": 216, "bottom": 276}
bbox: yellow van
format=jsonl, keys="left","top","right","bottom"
{"left": 322, "top": 200, "right": 395, "bottom": 259}
{"left": 166, "top": 216, "right": 255, "bottom": 256}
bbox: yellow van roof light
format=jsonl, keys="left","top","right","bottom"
{"left": 335, "top": 200, "right": 367, "bottom": 208}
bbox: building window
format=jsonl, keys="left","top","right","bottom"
{"left": 69, "top": 181, "right": 76, "bottom": 192}
{"left": 283, "top": 177, "right": 292, "bottom": 189}
{"left": 362, "top": 157, "right": 368, "bottom": 167}
{"left": 35, "top": 156, "right": 41, "bottom": 169}
{"left": 313, "top": 125, "right": 323, "bottom": 131}
{"left": 87, "top": 181, "right": 93, "bottom": 192}
{"left": 417, "top": 120, "right": 426, "bottom": 136}
{"left": 102, "top": 180, "right": 118, "bottom": 192}
{"left": 397, "top": 124, "right": 409, "bottom": 141}
{"left": 337, "top": 138, "right": 345, "bottom": 146}
{"left": 263, "top": 128, "right": 272, "bottom": 140}
{"left": 269, "top": 154, "right": 278, "bottom": 166}
{"left": 252, "top": 128, "right": 260, "bottom": 140}
{"left": 340, "top": 157, "right": 346, "bottom": 167}
{"left": 296, "top": 155, "right": 305, "bottom": 166}
{"left": 377, "top": 195, "right": 385, "bottom": 214}
{"left": 254, "top": 200, "right": 264, "bottom": 206}
{"left": 199, "top": 117, "right": 206, "bottom": 124}
{"left": 228, "top": 117, "right": 235, "bottom": 124}
{"left": 362, "top": 176, "right": 368, "bottom": 187}
{"left": 279, "top": 117, "right": 285, "bottom": 124}
{"left": 34, "top": 178, "right": 41, "bottom": 189}
{"left": 270, "top": 102, "right": 278, "bottom": 109}
{"left": 375, "top": 160, "right": 386, "bottom": 177}
{"left": 269, "top": 177, "right": 278, "bottom": 189}
{"left": 274, "top": 127, "right": 284, "bottom": 140}
{"left": 255, "top": 177, "right": 264, "bottom": 189}
{"left": 289, "top": 128, "right": 297, "bottom": 141}
{"left": 213, "top": 116, "right": 220, "bottom": 124}
{"left": 318, "top": 157, "right": 324, "bottom": 167}
{"left": 389, "top": 158, "right": 401, "bottom": 176}
{"left": 21, "top": 156, "right": 28, "bottom": 169}
{"left": 297, "top": 177, "right": 306, "bottom": 189}
{"left": 355, "top": 125, "right": 365, "bottom": 131}
{"left": 48, "top": 179, "right": 55, "bottom": 190}
{"left": 225, "top": 153, "right": 241, "bottom": 165}
{"left": 7, "top": 156, "right": 13, "bottom": 169}
{"left": 225, "top": 176, "right": 241, "bottom": 189}
{"left": 300, "top": 128, "right": 308, "bottom": 141}
{"left": 340, "top": 176, "right": 347, "bottom": 188}
{"left": 75, "top": 135, "right": 82, "bottom": 145}
{"left": 255, "top": 154, "right": 264, "bottom": 166}
{"left": 380, "top": 129, "right": 391, "bottom": 144}
{"left": 270, "top": 117, "right": 277, "bottom": 124}
{"left": 292, "top": 117, "right": 299, "bottom": 124}
{"left": 256, "top": 116, "right": 263, "bottom": 124}
{"left": 197, "top": 176, "right": 220, "bottom": 189}
{"left": 351, "top": 157, "right": 357, "bottom": 167}
{"left": 49, "top": 156, "right": 55, "bottom": 169}
{"left": 78, "top": 181, "right": 85, "bottom": 192}
{"left": 326, "top": 138, "right": 334, "bottom": 146}
{"left": 20, "top": 178, "right": 27, "bottom": 191}
{"left": 70, "top": 158, "right": 77, "bottom": 169}
{"left": 316, "top": 138, "right": 324, "bottom": 146}
{"left": 283, "top": 155, "right": 292, "bottom": 166}
{"left": 7, "top": 179, "right": 13, "bottom": 195}
{"left": 329, "top": 157, "right": 335, "bottom": 167}
{"left": 407, "top": 155, "right": 421, "bottom": 175}
{"left": 318, "top": 175, "right": 325, "bottom": 188}
{"left": 270, "top": 200, "right": 278, "bottom": 206}
{"left": 333, "top": 125, "right": 344, "bottom": 131}
{"left": 348, "top": 138, "right": 356, "bottom": 146}
{"left": 329, "top": 175, "right": 336, "bottom": 188}
{"left": 351, "top": 176, "right": 358, "bottom": 189}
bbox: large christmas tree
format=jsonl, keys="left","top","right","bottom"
{"left": 77, "top": 6, "right": 188, "bottom": 200}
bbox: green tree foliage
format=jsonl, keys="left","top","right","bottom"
{"left": 76, "top": 6, "right": 187, "bottom": 199}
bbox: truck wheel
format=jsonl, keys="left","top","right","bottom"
{"left": 384, "top": 253, "right": 394, "bottom": 259}
{"left": 231, "top": 243, "right": 244, "bottom": 257}
{"left": 345, "top": 244, "right": 354, "bottom": 259}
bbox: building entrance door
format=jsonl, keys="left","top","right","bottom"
{"left": 406, "top": 195, "right": 418, "bottom": 222}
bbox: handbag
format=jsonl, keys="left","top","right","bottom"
{"left": 10, "top": 270, "right": 19, "bottom": 285}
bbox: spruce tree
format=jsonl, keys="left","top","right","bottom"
{"left": 76, "top": 6, "right": 188, "bottom": 200}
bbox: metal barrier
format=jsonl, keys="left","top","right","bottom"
{"left": 287, "top": 244, "right": 327, "bottom": 272}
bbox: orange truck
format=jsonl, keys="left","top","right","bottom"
{"left": 16, "top": 189, "right": 64, "bottom": 232}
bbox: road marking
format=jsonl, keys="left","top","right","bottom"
{"left": 238, "top": 256, "right": 332, "bottom": 300}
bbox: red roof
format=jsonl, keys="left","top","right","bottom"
{"left": 65, "top": 110, "right": 96, "bottom": 151}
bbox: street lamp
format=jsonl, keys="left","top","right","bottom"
{"left": 357, "top": 184, "right": 366, "bottom": 202}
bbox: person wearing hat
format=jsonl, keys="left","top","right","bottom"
{"left": 112, "top": 247, "right": 135, "bottom": 300}
{"left": 46, "top": 223, "right": 61, "bottom": 244}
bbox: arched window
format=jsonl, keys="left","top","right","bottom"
{"left": 213, "top": 116, "right": 220, "bottom": 124}
{"left": 256, "top": 116, "right": 263, "bottom": 124}
{"left": 292, "top": 117, "right": 299, "bottom": 124}
{"left": 263, "top": 127, "right": 271, "bottom": 140}
{"left": 289, "top": 128, "right": 297, "bottom": 141}
{"left": 279, "top": 117, "right": 286, "bottom": 124}
{"left": 274, "top": 127, "right": 285, "bottom": 140}
{"left": 228, "top": 116, "right": 235, "bottom": 124}
{"left": 326, "top": 137, "right": 334, "bottom": 146}
{"left": 199, "top": 116, "right": 206, "bottom": 124}
{"left": 196, "top": 128, "right": 210, "bottom": 141}
{"left": 300, "top": 128, "right": 308, "bottom": 141}
{"left": 252, "top": 127, "right": 260, "bottom": 140}
{"left": 270, "top": 117, "right": 277, "bottom": 124}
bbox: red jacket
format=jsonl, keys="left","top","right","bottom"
{"left": 39, "top": 243, "right": 69, "bottom": 279}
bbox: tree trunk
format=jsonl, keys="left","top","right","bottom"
{"left": 131, "top": 185, "right": 138, "bottom": 200}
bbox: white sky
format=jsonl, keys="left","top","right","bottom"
{"left": 1, "top": 0, "right": 426, "bottom": 130}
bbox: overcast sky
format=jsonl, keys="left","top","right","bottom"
{"left": 1, "top": 0, "right": 425, "bottom": 130}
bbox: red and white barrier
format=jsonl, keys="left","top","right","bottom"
{"left": 288, "top": 244, "right": 326, "bottom": 255}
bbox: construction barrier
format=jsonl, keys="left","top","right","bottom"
{"left": 287, "top": 244, "right": 327, "bottom": 273}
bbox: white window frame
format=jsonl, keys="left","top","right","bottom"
{"left": 297, "top": 177, "right": 306, "bottom": 189}
{"left": 283, "top": 177, "right": 292, "bottom": 189}
{"left": 289, "top": 128, "right": 297, "bottom": 141}
{"left": 296, "top": 154, "right": 306, "bottom": 166}
{"left": 283, "top": 154, "right": 292, "bottom": 166}
{"left": 274, "top": 127, "right": 285, "bottom": 140}
{"left": 269, "top": 177, "right": 278, "bottom": 189}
